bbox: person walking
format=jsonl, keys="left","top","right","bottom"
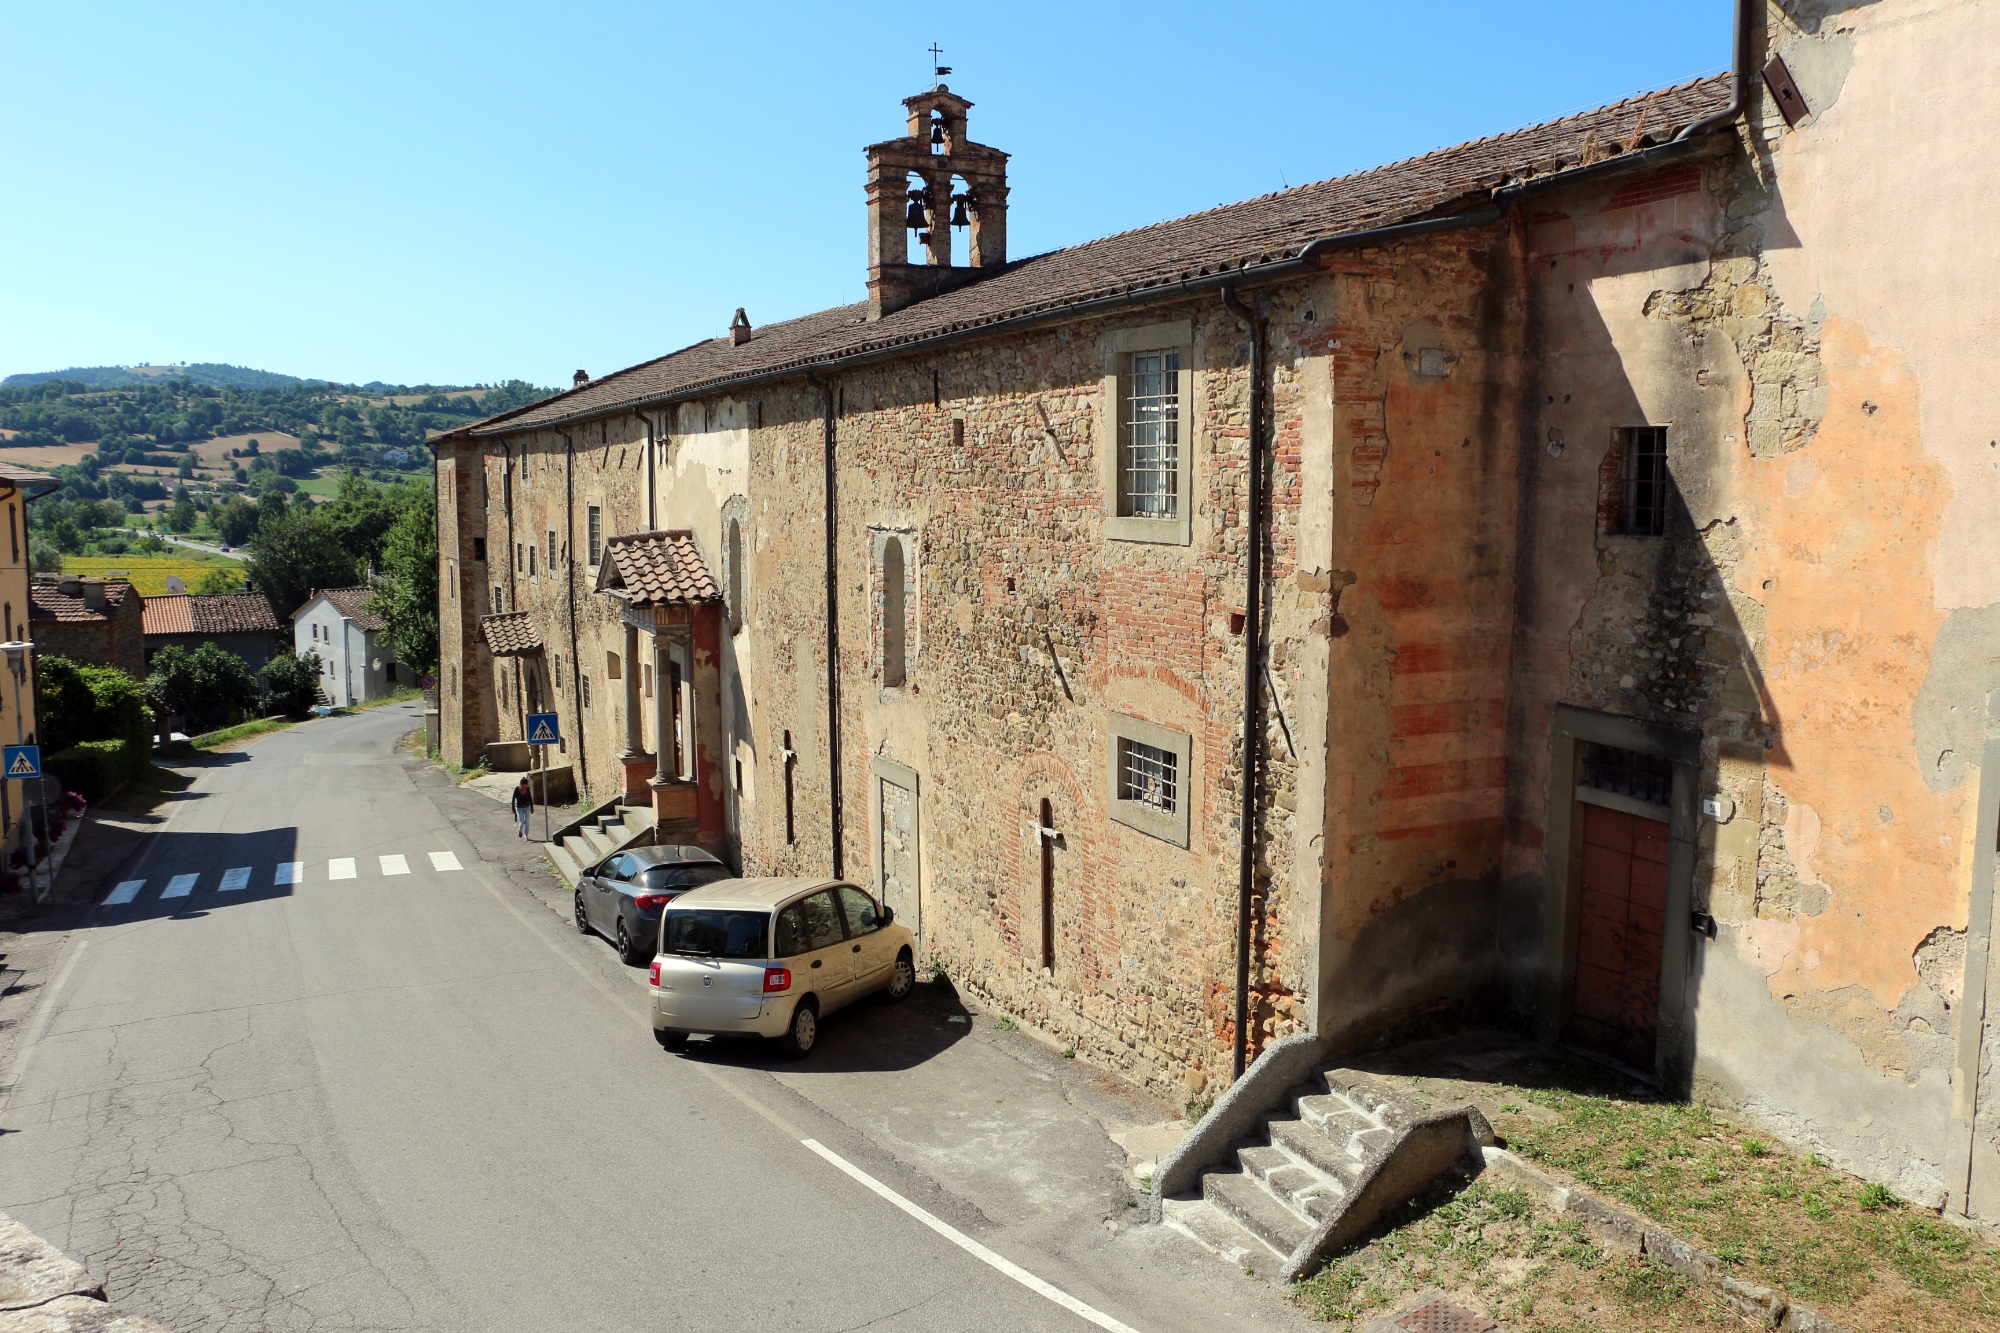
{"left": 512, "top": 777, "right": 534, "bottom": 840}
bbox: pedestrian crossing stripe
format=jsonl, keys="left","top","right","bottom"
{"left": 99, "top": 851, "right": 472, "bottom": 903}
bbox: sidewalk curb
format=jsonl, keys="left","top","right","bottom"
{"left": 0, "top": 1211, "right": 171, "bottom": 1331}
{"left": 1478, "top": 1147, "right": 1859, "bottom": 1332}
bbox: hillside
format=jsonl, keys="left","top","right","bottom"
{"left": 2, "top": 363, "right": 315, "bottom": 391}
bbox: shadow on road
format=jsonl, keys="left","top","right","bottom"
{"left": 668, "top": 978, "right": 975, "bottom": 1075}
{"left": 81, "top": 826, "right": 302, "bottom": 926}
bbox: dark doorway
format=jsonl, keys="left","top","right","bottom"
{"left": 1039, "top": 798, "right": 1055, "bottom": 973}
{"left": 1569, "top": 801, "right": 1670, "bottom": 1069}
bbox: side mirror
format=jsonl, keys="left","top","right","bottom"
{"left": 880, "top": 904, "right": 894, "bottom": 926}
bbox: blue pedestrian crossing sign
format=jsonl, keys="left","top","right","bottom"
{"left": 526, "top": 713, "right": 561, "bottom": 745}
{"left": 3, "top": 745, "right": 41, "bottom": 778}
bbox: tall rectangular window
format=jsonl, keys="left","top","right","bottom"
{"left": 587, "top": 506, "right": 602, "bottom": 565}
{"left": 473, "top": 537, "right": 486, "bottom": 562}
{"left": 493, "top": 584, "right": 503, "bottom": 612}
{"left": 548, "top": 529, "right": 559, "bottom": 568}
{"left": 1620, "top": 426, "right": 1669, "bottom": 535}
{"left": 528, "top": 545, "right": 536, "bottom": 576}
{"left": 1122, "top": 349, "right": 1181, "bottom": 518}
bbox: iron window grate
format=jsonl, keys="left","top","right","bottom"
{"left": 1621, "top": 426, "right": 1668, "bottom": 535}
{"left": 1118, "top": 737, "right": 1178, "bottom": 814}
{"left": 1124, "top": 349, "right": 1180, "bottom": 518}
{"left": 1581, "top": 742, "right": 1671, "bottom": 806}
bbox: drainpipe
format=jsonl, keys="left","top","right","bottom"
{"left": 636, "top": 411, "right": 658, "bottom": 530}
{"left": 561, "top": 429, "right": 587, "bottom": 798}
{"left": 1221, "top": 284, "right": 1266, "bottom": 1083}
{"left": 805, "top": 370, "right": 844, "bottom": 880}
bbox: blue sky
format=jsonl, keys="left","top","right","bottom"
{"left": 0, "top": 2, "right": 1730, "bottom": 388}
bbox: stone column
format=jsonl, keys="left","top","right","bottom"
{"left": 652, "top": 632, "right": 674, "bottom": 785}
{"left": 621, "top": 621, "right": 643, "bottom": 757}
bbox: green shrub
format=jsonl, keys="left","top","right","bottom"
{"left": 147, "top": 643, "right": 258, "bottom": 732}
{"left": 257, "top": 649, "right": 325, "bottom": 718}
{"left": 48, "top": 739, "right": 130, "bottom": 802}
{"left": 37, "top": 655, "right": 150, "bottom": 773}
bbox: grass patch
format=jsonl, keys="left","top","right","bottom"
{"left": 1289, "top": 1180, "right": 1756, "bottom": 1331}
{"left": 189, "top": 717, "right": 299, "bottom": 750}
{"left": 1483, "top": 1081, "right": 2000, "bottom": 1331}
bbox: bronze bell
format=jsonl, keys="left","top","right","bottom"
{"left": 950, "top": 196, "right": 970, "bottom": 228}
{"left": 905, "top": 198, "right": 927, "bottom": 230}
{"left": 930, "top": 117, "right": 946, "bottom": 145}
{"left": 916, "top": 230, "right": 932, "bottom": 246}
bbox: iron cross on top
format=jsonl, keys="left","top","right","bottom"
{"left": 929, "top": 43, "right": 951, "bottom": 78}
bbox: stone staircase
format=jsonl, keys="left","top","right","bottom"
{"left": 544, "top": 802, "right": 655, "bottom": 886}
{"left": 1156, "top": 1049, "right": 1490, "bottom": 1281}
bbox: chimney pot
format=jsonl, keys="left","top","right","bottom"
{"left": 573, "top": 369, "right": 590, "bottom": 388}
{"left": 729, "top": 309, "right": 753, "bottom": 346}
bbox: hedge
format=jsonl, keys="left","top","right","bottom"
{"left": 48, "top": 739, "right": 142, "bottom": 803}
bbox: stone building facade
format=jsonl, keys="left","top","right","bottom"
{"left": 436, "top": 0, "right": 2000, "bottom": 1225}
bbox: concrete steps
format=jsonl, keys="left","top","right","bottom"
{"left": 543, "top": 802, "right": 653, "bottom": 887}
{"left": 1158, "top": 1066, "right": 1488, "bottom": 1281}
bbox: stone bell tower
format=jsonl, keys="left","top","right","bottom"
{"left": 864, "top": 85, "right": 1010, "bottom": 320}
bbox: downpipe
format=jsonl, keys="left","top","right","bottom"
{"left": 805, "top": 371, "right": 844, "bottom": 880}
{"left": 1221, "top": 284, "right": 1266, "bottom": 1083}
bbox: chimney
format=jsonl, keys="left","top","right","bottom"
{"left": 80, "top": 579, "right": 107, "bottom": 611}
{"left": 573, "top": 369, "right": 590, "bottom": 389}
{"left": 729, "top": 309, "right": 753, "bottom": 346}
{"left": 56, "top": 578, "right": 80, "bottom": 598}
{"left": 865, "top": 84, "right": 1010, "bottom": 320}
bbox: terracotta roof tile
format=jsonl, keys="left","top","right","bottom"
{"left": 480, "top": 611, "right": 544, "bottom": 656}
{"left": 142, "top": 595, "right": 196, "bottom": 635}
{"left": 301, "top": 586, "right": 388, "bottom": 632}
{"left": 30, "top": 579, "right": 136, "bottom": 624}
{"left": 601, "top": 530, "right": 720, "bottom": 607}
{"left": 192, "top": 593, "right": 282, "bottom": 635}
{"left": 449, "top": 76, "right": 1730, "bottom": 438}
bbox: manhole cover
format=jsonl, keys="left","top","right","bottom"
{"left": 1394, "top": 1298, "right": 1498, "bottom": 1333}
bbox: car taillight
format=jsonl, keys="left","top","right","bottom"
{"left": 648, "top": 960, "right": 662, "bottom": 986}
{"left": 634, "top": 894, "right": 672, "bottom": 910}
{"left": 763, "top": 967, "right": 791, "bottom": 993}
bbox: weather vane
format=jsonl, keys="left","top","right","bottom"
{"left": 929, "top": 43, "right": 951, "bottom": 81}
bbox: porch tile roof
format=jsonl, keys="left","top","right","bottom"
{"left": 480, "top": 611, "right": 544, "bottom": 656}
{"left": 600, "top": 530, "right": 721, "bottom": 607}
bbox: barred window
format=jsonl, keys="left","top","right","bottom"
{"left": 1122, "top": 349, "right": 1181, "bottom": 518}
{"left": 1581, "top": 742, "right": 1671, "bottom": 806}
{"left": 1619, "top": 426, "right": 1668, "bottom": 536}
{"left": 1117, "top": 737, "right": 1178, "bottom": 815}
{"left": 587, "top": 506, "right": 602, "bottom": 564}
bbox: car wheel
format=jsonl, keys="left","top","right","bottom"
{"left": 779, "top": 999, "right": 818, "bottom": 1059}
{"left": 654, "top": 1027, "right": 689, "bottom": 1050}
{"left": 885, "top": 949, "right": 915, "bottom": 1002}
{"left": 574, "top": 891, "right": 590, "bottom": 934}
{"left": 617, "top": 920, "right": 646, "bottom": 966}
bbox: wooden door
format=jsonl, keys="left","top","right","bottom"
{"left": 1570, "top": 802, "right": 1670, "bottom": 1071}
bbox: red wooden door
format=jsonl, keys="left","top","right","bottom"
{"left": 1570, "top": 802, "right": 1670, "bottom": 1070}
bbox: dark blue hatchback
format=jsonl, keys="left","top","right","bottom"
{"left": 575, "top": 845, "right": 731, "bottom": 964}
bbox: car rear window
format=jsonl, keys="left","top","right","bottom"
{"left": 639, "top": 864, "right": 731, "bottom": 891}
{"left": 661, "top": 909, "right": 769, "bottom": 959}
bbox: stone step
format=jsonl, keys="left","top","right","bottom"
{"left": 1326, "top": 1070, "right": 1413, "bottom": 1127}
{"left": 1202, "top": 1171, "right": 1314, "bottom": 1257}
{"left": 1295, "top": 1093, "right": 1378, "bottom": 1141}
{"left": 546, "top": 840, "right": 582, "bottom": 886}
{"left": 1160, "top": 1197, "right": 1286, "bottom": 1269}
{"left": 1268, "top": 1118, "right": 1367, "bottom": 1191}
{"left": 577, "top": 826, "right": 614, "bottom": 862}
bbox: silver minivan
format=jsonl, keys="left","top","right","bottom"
{"left": 650, "top": 877, "right": 916, "bottom": 1057}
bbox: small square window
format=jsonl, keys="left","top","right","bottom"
{"left": 1106, "top": 711, "right": 1193, "bottom": 846}
{"left": 473, "top": 536, "right": 487, "bottom": 562}
{"left": 587, "top": 506, "right": 602, "bottom": 565}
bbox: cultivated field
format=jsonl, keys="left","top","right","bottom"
{"left": 61, "top": 553, "right": 245, "bottom": 595}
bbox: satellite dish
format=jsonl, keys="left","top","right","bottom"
{"left": 165, "top": 575, "right": 187, "bottom": 594}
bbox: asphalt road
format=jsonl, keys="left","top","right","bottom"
{"left": 0, "top": 704, "right": 1310, "bottom": 1333}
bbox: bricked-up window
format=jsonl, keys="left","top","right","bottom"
{"left": 1582, "top": 742, "right": 1671, "bottom": 807}
{"left": 726, "top": 518, "right": 744, "bottom": 634}
{"left": 1122, "top": 349, "right": 1181, "bottom": 518}
{"left": 1619, "top": 426, "right": 1669, "bottom": 535}
{"left": 587, "top": 507, "right": 602, "bottom": 564}
{"left": 1106, "top": 712, "right": 1192, "bottom": 846}
{"left": 1118, "top": 738, "right": 1176, "bottom": 812}
{"left": 881, "top": 536, "right": 907, "bottom": 688}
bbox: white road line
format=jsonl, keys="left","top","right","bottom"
{"left": 161, "top": 874, "right": 199, "bottom": 899}
{"left": 380, "top": 854, "right": 410, "bottom": 876}
{"left": 218, "top": 866, "right": 252, "bottom": 892}
{"left": 104, "top": 880, "right": 144, "bottom": 905}
{"left": 428, "top": 851, "right": 462, "bottom": 872}
{"left": 799, "top": 1139, "right": 1145, "bottom": 1333}
{"left": 276, "top": 862, "right": 303, "bottom": 885}
{"left": 328, "top": 858, "right": 357, "bottom": 880}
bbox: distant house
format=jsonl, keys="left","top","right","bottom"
{"left": 292, "top": 587, "right": 397, "bottom": 707}
{"left": 142, "top": 592, "right": 284, "bottom": 675}
{"left": 29, "top": 576, "right": 143, "bottom": 679}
